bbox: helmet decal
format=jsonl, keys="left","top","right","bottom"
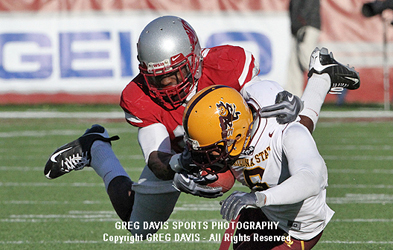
{"left": 216, "top": 101, "right": 240, "bottom": 138}
{"left": 147, "top": 59, "right": 171, "bottom": 73}
{"left": 181, "top": 19, "right": 198, "bottom": 51}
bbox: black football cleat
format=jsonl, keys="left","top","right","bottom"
{"left": 308, "top": 47, "right": 360, "bottom": 94}
{"left": 44, "top": 124, "right": 119, "bottom": 179}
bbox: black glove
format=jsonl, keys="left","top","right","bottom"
{"left": 173, "top": 171, "right": 223, "bottom": 198}
{"left": 259, "top": 90, "right": 303, "bottom": 124}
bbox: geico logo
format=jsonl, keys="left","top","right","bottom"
{"left": 0, "top": 32, "right": 134, "bottom": 79}
{"left": 0, "top": 31, "right": 272, "bottom": 79}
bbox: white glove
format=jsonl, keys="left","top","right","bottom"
{"left": 173, "top": 171, "right": 223, "bottom": 198}
{"left": 259, "top": 90, "right": 303, "bottom": 124}
{"left": 220, "top": 191, "right": 266, "bottom": 221}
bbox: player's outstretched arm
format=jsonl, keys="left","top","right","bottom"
{"left": 259, "top": 90, "right": 304, "bottom": 124}
{"left": 139, "top": 123, "right": 201, "bottom": 180}
{"left": 138, "top": 123, "right": 178, "bottom": 180}
{"left": 148, "top": 147, "right": 196, "bottom": 180}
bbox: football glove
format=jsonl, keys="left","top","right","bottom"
{"left": 220, "top": 191, "right": 266, "bottom": 221}
{"left": 173, "top": 171, "right": 223, "bottom": 198}
{"left": 259, "top": 90, "right": 304, "bottom": 124}
{"left": 169, "top": 147, "right": 196, "bottom": 173}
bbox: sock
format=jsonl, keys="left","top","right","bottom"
{"left": 300, "top": 74, "right": 331, "bottom": 131}
{"left": 107, "top": 176, "right": 134, "bottom": 221}
{"left": 90, "top": 140, "right": 130, "bottom": 191}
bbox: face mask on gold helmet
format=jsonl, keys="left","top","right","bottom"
{"left": 183, "top": 85, "right": 253, "bottom": 173}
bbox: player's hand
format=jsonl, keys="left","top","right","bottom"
{"left": 259, "top": 90, "right": 303, "bottom": 124}
{"left": 193, "top": 171, "right": 219, "bottom": 185}
{"left": 173, "top": 171, "right": 223, "bottom": 198}
{"left": 220, "top": 191, "right": 265, "bottom": 221}
{"left": 169, "top": 147, "right": 197, "bottom": 173}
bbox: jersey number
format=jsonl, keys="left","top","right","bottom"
{"left": 243, "top": 167, "right": 269, "bottom": 191}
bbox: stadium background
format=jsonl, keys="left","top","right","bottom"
{"left": 1, "top": 1, "right": 393, "bottom": 249}
{"left": 0, "top": 0, "right": 392, "bottom": 106}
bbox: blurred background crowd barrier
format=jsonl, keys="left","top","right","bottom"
{"left": 0, "top": 0, "right": 392, "bottom": 107}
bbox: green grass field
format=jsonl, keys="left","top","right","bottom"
{"left": 0, "top": 105, "right": 392, "bottom": 250}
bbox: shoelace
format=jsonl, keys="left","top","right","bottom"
{"left": 61, "top": 152, "right": 89, "bottom": 172}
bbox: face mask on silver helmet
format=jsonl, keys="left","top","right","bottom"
{"left": 137, "top": 16, "right": 202, "bottom": 110}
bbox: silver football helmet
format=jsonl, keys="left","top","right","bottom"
{"left": 137, "top": 16, "right": 202, "bottom": 110}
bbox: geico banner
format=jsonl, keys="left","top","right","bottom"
{"left": 0, "top": 12, "right": 290, "bottom": 94}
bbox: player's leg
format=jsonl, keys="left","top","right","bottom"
{"left": 299, "top": 47, "right": 360, "bottom": 133}
{"left": 45, "top": 124, "right": 180, "bottom": 239}
{"left": 233, "top": 208, "right": 324, "bottom": 250}
{"left": 89, "top": 125, "right": 179, "bottom": 229}
{"left": 232, "top": 208, "right": 284, "bottom": 249}
{"left": 270, "top": 232, "right": 323, "bottom": 250}
{"left": 44, "top": 124, "right": 135, "bottom": 221}
{"left": 129, "top": 165, "right": 181, "bottom": 238}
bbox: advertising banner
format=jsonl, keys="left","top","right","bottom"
{"left": 1, "top": 0, "right": 393, "bottom": 104}
{"left": 0, "top": 12, "right": 290, "bottom": 96}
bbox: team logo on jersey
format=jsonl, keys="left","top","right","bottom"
{"left": 216, "top": 101, "right": 240, "bottom": 137}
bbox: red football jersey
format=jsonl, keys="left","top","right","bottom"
{"left": 120, "top": 45, "right": 258, "bottom": 153}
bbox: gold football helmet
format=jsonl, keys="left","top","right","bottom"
{"left": 183, "top": 85, "right": 253, "bottom": 172}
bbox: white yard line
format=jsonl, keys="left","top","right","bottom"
{"left": 321, "top": 111, "right": 393, "bottom": 118}
{"left": 329, "top": 184, "right": 393, "bottom": 189}
{"left": 327, "top": 193, "right": 393, "bottom": 203}
{"left": 328, "top": 169, "right": 393, "bottom": 174}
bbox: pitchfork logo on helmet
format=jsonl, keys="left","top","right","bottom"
{"left": 216, "top": 101, "right": 240, "bottom": 138}
{"left": 181, "top": 19, "right": 198, "bottom": 52}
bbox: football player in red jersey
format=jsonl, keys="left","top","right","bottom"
{"left": 44, "top": 16, "right": 359, "bottom": 238}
